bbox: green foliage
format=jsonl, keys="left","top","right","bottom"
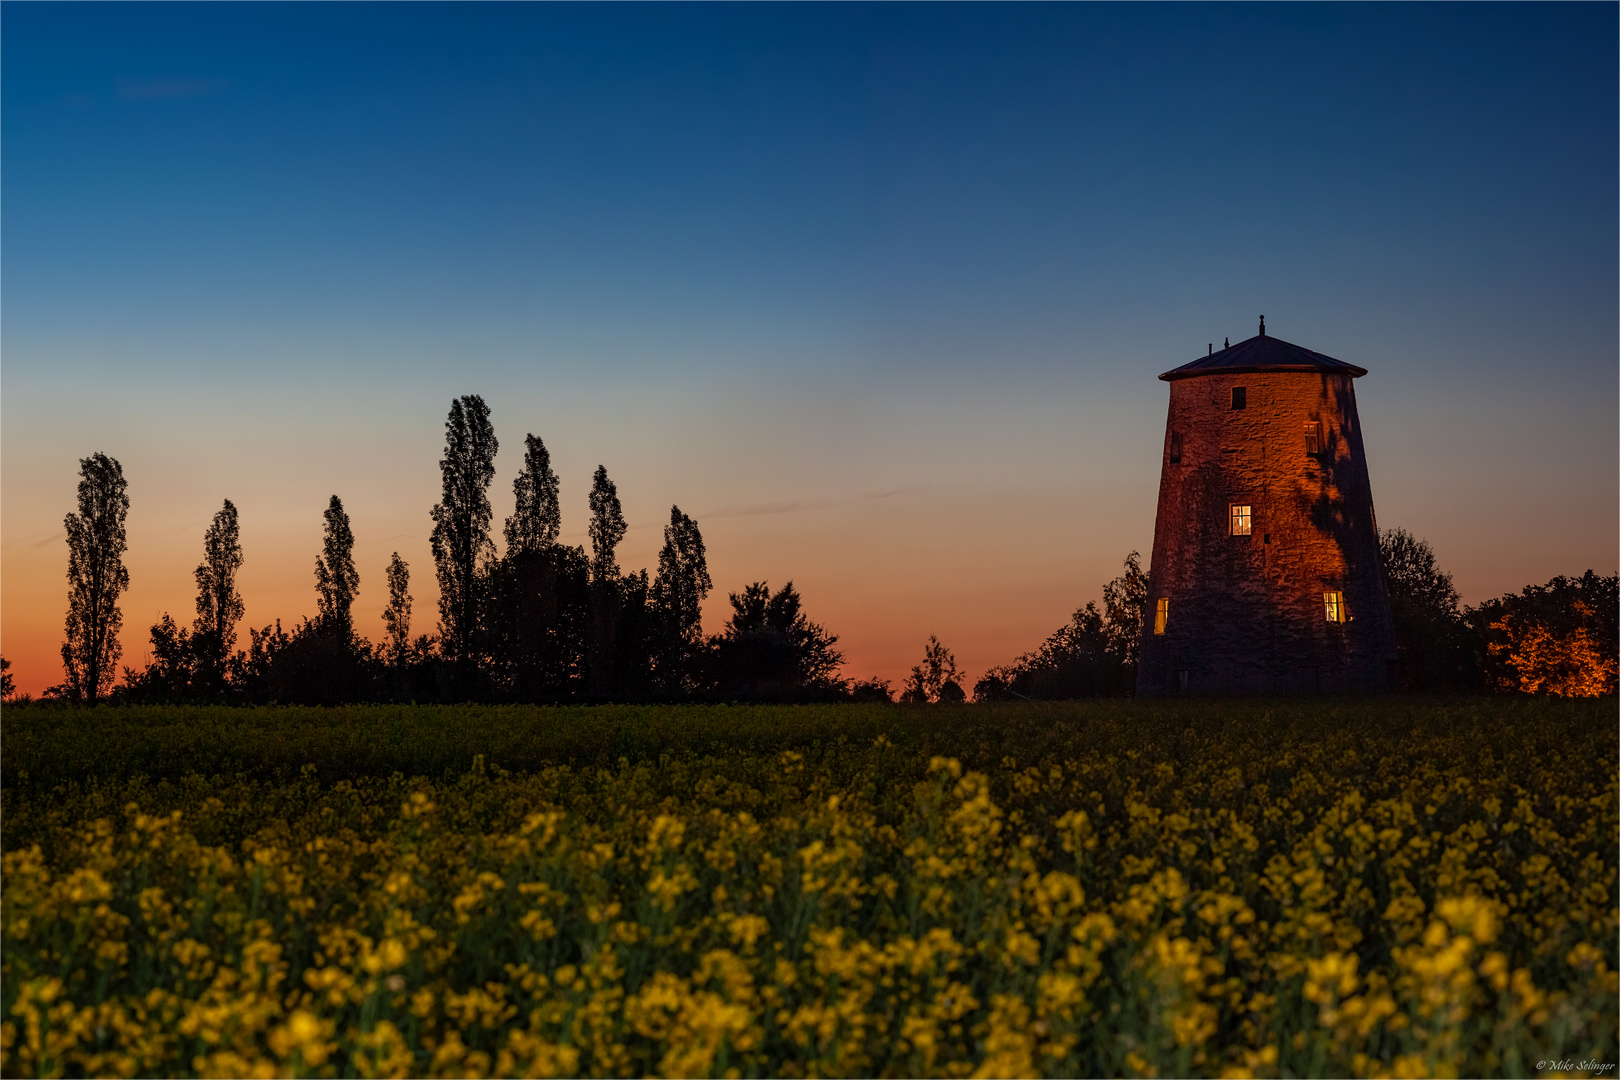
{"left": 1469, "top": 571, "right": 1619, "bottom": 697}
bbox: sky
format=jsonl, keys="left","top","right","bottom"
{"left": 4, "top": 2, "right": 1616, "bottom": 697}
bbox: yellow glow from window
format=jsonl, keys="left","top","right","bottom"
{"left": 1153, "top": 597, "right": 1169, "bottom": 635}
{"left": 1230, "top": 504, "right": 1252, "bottom": 535}
{"left": 1324, "top": 590, "right": 1346, "bottom": 623}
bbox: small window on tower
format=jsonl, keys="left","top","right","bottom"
{"left": 1153, "top": 598, "right": 1169, "bottom": 635}
{"left": 1169, "top": 432, "right": 1183, "bottom": 463}
{"left": 1323, "top": 591, "right": 1346, "bottom": 623}
{"left": 1231, "top": 386, "right": 1247, "bottom": 410}
{"left": 1304, "top": 421, "right": 1322, "bottom": 455}
{"left": 1230, "top": 504, "right": 1252, "bottom": 536}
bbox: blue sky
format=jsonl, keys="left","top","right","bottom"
{"left": 4, "top": 3, "right": 1615, "bottom": 692}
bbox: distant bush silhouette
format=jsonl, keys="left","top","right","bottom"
{"left": 975, "top": 553, "right": 1144, "bottom": 701}
{"left": 708, "top": 582, "right": 845, "bottom": 701}
{"left": 900, "top": 636, "right": 962, "bottom": 703}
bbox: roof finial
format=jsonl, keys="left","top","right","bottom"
{"left": 1208, "top": 343, "right": 1212, "bottom": 356}
{"left": 1224, "top": 337, "right": 1229, "bottom": 348}
{"left": 1259, "top": 315, "right": 1266, "bottom": 336}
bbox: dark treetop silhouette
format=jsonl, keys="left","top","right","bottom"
{"left": 59, "top": 452, "right": 130, "bottom": 703}
{"left": 51, "top": 384, "right": 1613, "bottom": 707}
{"left": 430, "top": 395, "right": 498, "bottom": 670}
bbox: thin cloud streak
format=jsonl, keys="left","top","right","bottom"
{"left": 701, "top": 486, "right": 930, "bottom": 521}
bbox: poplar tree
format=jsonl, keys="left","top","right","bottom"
{"left": 587, "top": 465, "right": 626, "bottom": 584}
{"left": 193, "top": 499, "right": 245, "bottom": 688}
{"left": 505, "top": 433, "right": 561, "bottom": 556}
{"left": 61, "top": 452, "right": 130, "bottom": 702}
{"left": 382, "top": 552, "right": 412, "bottom": 662}
{"left": 314, "top": 495, "right": 360, "bottom": 638}
{"left": 650, "top": 505, "right": 711, "bottom": 692}
{"left": 429, "top": 395, "right": 498, "bottom": 666}
{"left": 587, "top": 465, "right": 627, "bottom": 694}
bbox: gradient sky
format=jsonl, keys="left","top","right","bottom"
{"left": 4, "top": 3, "right": 1616, "bottom": 697}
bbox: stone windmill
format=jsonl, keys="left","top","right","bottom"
{"left": 1136, "top": 318, "right": 1399, "bottom": 695}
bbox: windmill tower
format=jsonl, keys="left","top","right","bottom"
{"left": 1137, "top": 318, "right": 1398, "bottom": 695}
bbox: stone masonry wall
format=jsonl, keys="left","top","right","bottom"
{"left": 1136, "top": 371, "right": 1398, "bottom": 695}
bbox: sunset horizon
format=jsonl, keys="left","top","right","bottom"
{"left": 5, "top": 3, "right": 1616, "bottom": 698}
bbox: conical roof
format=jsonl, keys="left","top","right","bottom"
{"left": 1160, "top": 325, "right": 1366, "bottom": 382}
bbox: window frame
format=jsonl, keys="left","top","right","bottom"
{"left": 1168, "top": 431, "right": 1182, "bottom": 464}
{"left": 1304, "top": 420, "right": 1322, "bottom": 455}
{"left": 1323, "top": 590, "right": 1346, "bottom": 624}
{"left": 1231, "top": 386, "right": 1247, "bottom": 410}
{"left": 1229, "top": 504, "right": 1252, "bottom": 536}
{"left": 1153, "top": 597, "right": 1169, "bottom": 635}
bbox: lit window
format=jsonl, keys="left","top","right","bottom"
{"left": 1232, "top": 386, "right": 1247, "bottom": 410}
{"left": 1169, "top": 431, "right": 1182, "bottom": 464}
{"left": 1230, "top": 504, "right": 1252, "bottom": 536}
{"left": 1154, "top": 598, "right": 1169, "bottom": 634}
{"left": 1304, "top": 421, "right": 1322, "bottom": 455}
{"left": 1324, "top": 591, "right": 1346, "bottom": 623}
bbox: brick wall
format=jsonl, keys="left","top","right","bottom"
{"left": 1136, "top": 370, "right": 1398, "bottom": 695}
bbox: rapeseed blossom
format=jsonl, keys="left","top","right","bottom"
{"left": 2, "top": 707, "right": 1614, "bottom": 1077}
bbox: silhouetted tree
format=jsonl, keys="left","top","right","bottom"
{"left": 314, "top": 495, "right": 360, "bottom": 638}
{"left": 901, "top": 636, "right": 962, "bottom": 703}
{"left": 382, "top": 552, "right": 412, "bottom": 663}
{"left": 975, "top": 551, "right": 1144, "bottom": 700}
{"left": 430, "top": 395, "right": 498, "bottom": 673}
{"left": 192, "top": 499, "right": 244, "bottom": 695}
{"left": 1469, "top": 571, "right": 1617, "bottom": 697}
{"left": 849, "top": 677, "right": 894, "bottom": 703}
{"left": 587, "top": 465, "right": 627, "bottom": 582}
{"left": 505, "top": 434, "right": 561, "bottom": 555}
{"left": 234, "top": 619, "right": 291, "bottom": 702}
{"left": 650, "top": 506, "right": 712, "bottom": 695}
{"left": 121, "top": 613, "right": 198, "bottom": 702}
{"left": 1379, "top": 528, "right": 1474, "bottom": 691}
{"left": 587, "top": 465, "right": 627, "bottom": 696}
{"left": 613, "top": 568, "right": 654, "bottom": 700}
{"left": 263, "top": 617, "right": 378, "bottom": 705}
{"left": 485, "top": 433, "right": 565, "bottom": 701}
{"left": 976, "top": 602, "right": 1116, "bottom": 700}
{"left": 0, "top": 656, "right": 12, "bottom": 701}
{"left": 60, "top": 452, "right": 130, "bottom": 703}
{"left": 708, "top": 581, "right": 845, "bottom": 700}
{"left": 1102, "top": 551, "right": 1148, "bottom": 675}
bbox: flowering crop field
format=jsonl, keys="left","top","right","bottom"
{"left": 2, "top": 699, "right": 1615, "bottom": 1078}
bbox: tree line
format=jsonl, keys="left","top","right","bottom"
{"left": 20, "top": 403, "right": 1618, "bottom": 705}
{"left": 37, "top": 395, "right": 849, "bottom": 706}
{"left": 965, "top": 536, "right": 1616, "bottom": 700}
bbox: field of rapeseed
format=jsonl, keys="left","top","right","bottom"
{"left": 2, "top": 699, "right": 1614, "bottom": 1078}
